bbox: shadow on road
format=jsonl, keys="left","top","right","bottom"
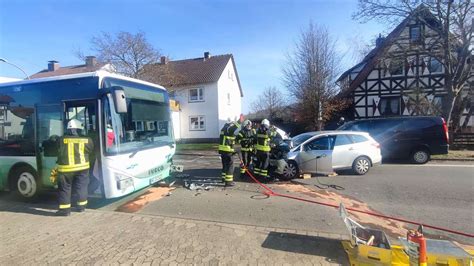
{"left": 0, "top": 199, "right": 57, "bottom": 216}
{"left": 261, "top": 231, "right": 348, "bottom": 264}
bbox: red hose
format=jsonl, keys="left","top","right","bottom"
{"left": 241, "top": 164, "right": 474, "bottom": 239}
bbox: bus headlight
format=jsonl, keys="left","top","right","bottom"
{"left": 115, "top": 174, "right": 133, "bottom": 190}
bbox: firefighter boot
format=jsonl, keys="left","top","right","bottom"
{"left": 225, "top": 181, "right": 235, "bottom": 187}
{"left": 55, "top": 208, "right": 71, "bottom": 217}
{"left": 75, "top": 206, "right": 86, "bottom": 212}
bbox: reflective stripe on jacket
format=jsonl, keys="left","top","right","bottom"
{"left": 218, "top": 122, "right": 239, "bottom": 153}
{"left": 236, "top": 128, "right": 256, "bottom": 151}
{"left": 255, "top": 127, "right": 272, "bottom": 152}
{"left": 57, "top": 136, "right": 94, "bottom": 173}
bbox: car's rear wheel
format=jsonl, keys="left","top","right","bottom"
{"left": 282, "top": 161, "right": 299, "bottom": 180}
{"left": 352, "top": 156, "right": 371, "bottom": 175}
{"left": 411, "top": 149, "right": 430, "bottom": 164}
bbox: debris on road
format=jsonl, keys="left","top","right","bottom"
{"left": 156, "top": 180, "right": 177, "bottom": 188}
{"left": 116, "top": 187, "right": 175, "bottom": 213}
{"left": 273, "top": 183, "right": 408, "bottom": 237}
{"left": 176, "top": 175, "right": 224, "bottom": 191}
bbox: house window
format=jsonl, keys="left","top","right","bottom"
{"left": 429, "top": 57, "right": 443, "bottom": 73}
{"left": 379, "top": 97, "right": 400, "bottom": 116}
{"left": 409, "top": 25, "right": 421, "bottom": 42}
{"left": 389, "top": 59, "right": 404, "bottom": 76}
{"left": 228, "top": 69, "right": 234, "bottom": 81}
{"left": 189, "top": 88, "right": 204, "bottom": 102}
{"left": 190, "top": 116, "right": 205, "bottom": 131}
{"left": 0, "top": 105, "right": 7, "bottom": 121}
{"left": 134, "top": 121, "right": 144, "bottom": 131}
{"left": 227, "top": 93, "right": 231, "bottom": 105}
{"left": 147, "top": 121, "right": 156, "bottom": 131}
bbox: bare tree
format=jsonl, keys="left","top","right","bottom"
{"left": 89, "top": 31, "right": 161, "bottom": 78}
{"left": 250, "top": 86, "right": 287, "bottom": 121}
{"left": 404, "top": 87, "right": 443, "bottom": 116}
{"left": 353, "top": 0, "right": 473, "bottom": 131}
{"left": 347, "top": 34, "right": 377, "bottom": 63}
{"left": 283, "top": 22, "right": 348, "bottom": 130}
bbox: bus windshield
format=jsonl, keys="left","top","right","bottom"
{"left": 102, "top": 78, "right": 174, "bottom": 155}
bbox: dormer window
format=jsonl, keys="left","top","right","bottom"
{"left": 409, "top": 25, "right": 421, "bottom": 42}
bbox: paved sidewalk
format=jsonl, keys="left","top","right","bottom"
{"left": 0, "top": 202, "right": 349, "bottom": 265}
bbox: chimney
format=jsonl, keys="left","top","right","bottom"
{"left": 85, "top": 56, "right": 97, "bottom": 67}
{"left": 375, "top": 34, "right": 385, "bottom": 47}
{"left": 48, "top": 60, "right": 59, "bottom": 72}
{"left": 204, "top": 52, "right": 211, "bottom": 60}
{"left": 160, "top": 56, "right": 168, "bottom": 64}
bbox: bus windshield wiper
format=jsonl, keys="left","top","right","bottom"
{"left": 129, "top": 150, "right": 139, "bottom": 158}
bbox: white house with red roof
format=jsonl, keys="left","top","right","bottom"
{"left": 143, "top": 52, "right": 243, "bottom": 142}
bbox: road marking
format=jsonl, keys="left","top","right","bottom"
{"left": 174, "top": 156, "right": 221, "bottom": 163}
{"left": 389, "top": 164, "right": 474, "bottom": 168}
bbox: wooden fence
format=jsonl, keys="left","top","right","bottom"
{"left": 450, "top": 132, "right": 474, "bottom": 150}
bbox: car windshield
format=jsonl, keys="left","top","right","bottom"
{"left": 291, "top": 132, "right": 316, "bottom": 148}
{"left": 103, "top": 78, "right": 173, "bottom": 155}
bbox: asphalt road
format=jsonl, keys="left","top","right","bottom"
{"left": 137, "top": 154, "right": 474, "bottom": 245}
{"left": 1, "top": 153, "right": 472, "bottom": 246}
{"left": 297, "top": 161, "right": 474, "bottom": 244}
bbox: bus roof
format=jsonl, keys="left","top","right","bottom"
{"left": 0, "top": 70, "right": 167, "bottom": 91}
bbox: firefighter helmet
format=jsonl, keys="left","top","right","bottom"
{"left": 242, "top": 120, "right": 252, "bottom": 128}
{"left": 67, "top": 119, "right": 84, "bottom": 130}
{"left": 261, "top": 119, "right": 270, "bottom": 128}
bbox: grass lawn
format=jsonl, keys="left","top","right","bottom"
{"left": 176, "top": 143, "right": 218, "bottom": 150}
{"left": 432, "top": 149, "right": 474, "bottom": 160}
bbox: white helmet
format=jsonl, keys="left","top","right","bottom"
{"left": 261, "top": 119, "right": 270, "bottom": 127}
{"left": 242, "top": 120, "right": 252, "bottom": 127}
{"left": 67, "top": 119, "right": 84, "bottom": 130}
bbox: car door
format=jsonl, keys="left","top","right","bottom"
{"left": 331, "top": 134, "right": 357, "bottom": 169}
{"left": 296, "top": 135, "right": 334, "bottom": 175}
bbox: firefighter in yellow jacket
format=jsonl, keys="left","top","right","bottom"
{"left": 218, "top": 120, "right": 240, "bottom": 186}
{"left": 56, "top": 119, "right": 94, "bottom": 216}
{"left": 236, "top": 120, "right": 256, "bottom": 178}
{"left": 254, "top": 119, "right": 273, "bottom": 180}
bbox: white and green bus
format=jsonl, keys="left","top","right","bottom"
{"left": 0, "top": 71, "right": 175, "bottom": 199}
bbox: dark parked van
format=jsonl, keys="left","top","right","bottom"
{"left": 338, "top": 116, "right": 449, "bottom": 164}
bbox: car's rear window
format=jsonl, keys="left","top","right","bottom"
{"left": 403, "top": 118, "right": 436, "bottom": 131}
{"left": 349, "top": 134, "right": 368, "bottom": 143}
{"left": 334, "top": 135, "right": 353, "bottom": 146}
{"left": 370, "top": 119, "right": 402, "bottom": 136}
{"left": 339, "top": 121, "right": 370, "bottom": 131}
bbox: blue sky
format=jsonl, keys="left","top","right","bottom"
{"left": 0, "top": 0, "right": 387, "bottom": 113}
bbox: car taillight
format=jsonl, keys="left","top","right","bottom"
{"left": 442, "top": 118, "right": 449, "bottom": 143}
{"left": 371, "top": 142, "right": 380, "bottom": 149}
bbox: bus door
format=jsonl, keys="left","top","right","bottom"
{"left": 64, "top": 100, "right": 101, "bottom": 195}
{"left": 36, "top": 104, "right": 63, "bottom": 188}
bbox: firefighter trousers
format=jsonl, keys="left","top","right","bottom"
{"left": 255, "top": 151, "right": 270, "bottom": 178}
{"left": 240, "top": 150, "right": 253, "bottom": 174}
{"left": 58, "top": 169, "right": 89, "bottom": 209}
{"left": 220, "top": 152, "right": 234, "bottom": 182}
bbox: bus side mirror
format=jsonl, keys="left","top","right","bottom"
{"left": 111, "top": 87, "right": 127, "bottom": 113}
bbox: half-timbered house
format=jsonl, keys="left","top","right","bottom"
{"left": 337, "top": 6, "right": 472, "bottom": 130}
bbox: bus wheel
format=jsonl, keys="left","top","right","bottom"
{"left": 11, "top": 166, "right": 38, "bottom": 199}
